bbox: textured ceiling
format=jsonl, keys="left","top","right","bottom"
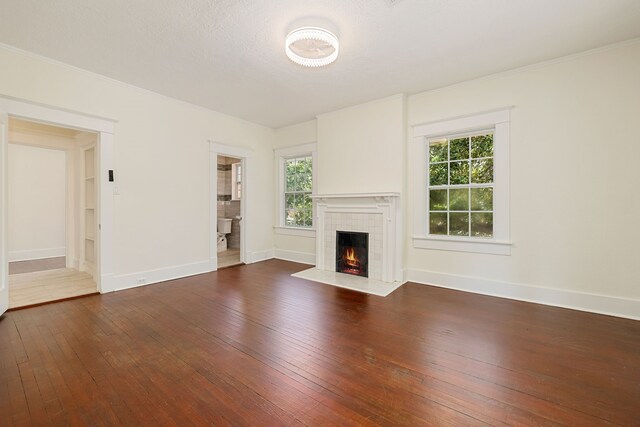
{"left": 0, "top": 0, "right": 639, "bottom": 128}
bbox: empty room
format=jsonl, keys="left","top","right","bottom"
{"left": 0, "top": 1, "right": 639, "bottom": 425}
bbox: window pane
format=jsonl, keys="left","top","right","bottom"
{"left": 285, "top": 193, "right": 294, "bottom": 208}
{"left": 449, "top": 161, "right": 470, "bottom": 185}
{"left": 471, "top": 158, "right": 493, "bottom": 183}
{"left": 301, "top": 193, "right": 312, "bottom": 211}
{"left": 471, "top": 188, "right": 493, "bottom": 211}
{"left": 471, "top": 134, "right": 493, "bottom": 158}
{"left": 429, "top": 189, "right": 447, "bottom": 210}
{"left": 305, "top": 200, "right": 313, "bottom": 226}
{"left": 471, "top": 212, "right": 493, "bottom": 237}
{"left": 292, "top": 194, "right": 302, "bottom": 226}
{"left": 297, "top": 173, "right": 306, "bottom": 191}
{"left": 449, "top": 137, "right": 469, "bottom": 161}
{"left": 304, "top": 209, "right": 313, "bottom": 227}
{"left": 299, "top": 157, "right": 311, "bottom": 173}
{"left": 449, "top": 188, "right": 469, "bottom": 211}
{"left": 284, "top": 193, "right": 295, "bottom": 226}
{"left": 450, "top": 213, "right": 470, "bottom": 236}
{"left": 429, "top": 140, "right": 448, "bottom": 162}
{"left": 299, "top": 172, "right": 312, "bottom": 192}
{"left": 285, "top": 160, "right": 296, "bottom": 191}
{"left": 429, "top": 212, "right": 447, "bottom": 235}
{"left": 429, "top": 163, "right": 448, "bottom": 186}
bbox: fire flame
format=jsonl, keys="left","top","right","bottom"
{"left": 344, "top": 247, "right": 359, "bottom": 267}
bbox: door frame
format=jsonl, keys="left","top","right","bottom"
{"left": 209, "top": 141, "right": 251, "bottom": 271}
{"left": 0, "top": 96, "right": 116, "bottom": 297}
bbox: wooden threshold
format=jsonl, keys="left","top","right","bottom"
{"left": 7, "top": 292, "right": 100, "bottom": 311}
{"left": 8, "top": 268, "right": 97, "bottom": 309}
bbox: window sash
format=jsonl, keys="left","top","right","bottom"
{"left": 427, "top": 132, "right": 495, "bottom": 238}
{"left": 276, "top": 144, "right": 316, "bottom": 230}
{"left": 283, "top": 190, "right": 312, "bottom": 228}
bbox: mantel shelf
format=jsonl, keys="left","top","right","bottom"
{"left": 312, "top": 192, "right": 400, "bottom": 199}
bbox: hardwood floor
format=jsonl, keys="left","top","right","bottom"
{"left": 8, "top": 268, "right": 97, "bottom": 309}
{"left": 0, "top": 259, "right": 638, "bottom": 425}
{"left": 218, "top": 248, "right": 241, "bottom": 268}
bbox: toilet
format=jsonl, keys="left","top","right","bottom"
{"left": 217, "top": 218, "right": 232, "bottom": 252}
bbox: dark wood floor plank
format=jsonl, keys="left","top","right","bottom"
{"left": 1, "top": 259, "right": 639, "bottom": 425}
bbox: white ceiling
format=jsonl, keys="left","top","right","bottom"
{"left": 1, "top": 0, "right": 639, "bottom": 128}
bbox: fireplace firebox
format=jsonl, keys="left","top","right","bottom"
{"left": 336, "top": 231, "right": 369, "bottom": 278}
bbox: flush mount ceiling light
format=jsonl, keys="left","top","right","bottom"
{"left": 285, "top": 27, "right": 339, "bottom": 67}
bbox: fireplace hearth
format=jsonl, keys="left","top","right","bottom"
{"left": 291, "top": 193, "right": 402, "bottom": 296}
{"left": 336, "top": 231, "right": 368, "bottom": 278}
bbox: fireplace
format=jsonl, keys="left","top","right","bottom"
{"left": 336, "top": 231, "right": 369, "bottom": 278}
{"left": 291, "top": 193, "right": 402, "bottom": 296}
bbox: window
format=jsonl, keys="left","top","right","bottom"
{"left": 232, "top": 162, "right": 242, "bottom": 200}
{"left": 275, "top": 143, "right": 317, "bottom": 236}
{"left": 412, "top": 109, "right": 511, "bottom": 255}
{"left": 428, "top": 132, "right": 494, "bottom": 237}
{"left": 284, "top": 155, "right": 313, "bottom": 227}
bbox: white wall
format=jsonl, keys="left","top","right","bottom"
{"left": 406, "top": 41, "right": 640, "bottom": 316}
{"left": 317, "top": 94, "right": 406, "bottom": 194}
{"left": 272, "top": 97, "right": 408, "bottom": 264}
{"left": 0, "top": 45, "right": 275, "bottom": 289}
{"left": 272, "top": 41, "right": 640, "bottom": 318}
{"left": 273, "top": 120, "right": 317, "bottom": 150}
{"left": 3, "top": 37, "right": 637, "bottom": 317}
{"left": 8, "top": 144, "right": 66, "bottom": 261}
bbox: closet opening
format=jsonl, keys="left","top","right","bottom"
{"left": 6, "top": 118, "right": 99, "bottom": 309}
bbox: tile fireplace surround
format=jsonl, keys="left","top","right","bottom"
{"left": 292, "top": 193, "right": 404, "bottom": 296}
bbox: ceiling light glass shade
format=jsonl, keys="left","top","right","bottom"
{"left": 285, "top": 27, "right": 339, "bottom": 67}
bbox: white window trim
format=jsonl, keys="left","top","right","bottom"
{"left": 412, "top": 109, "right": 512, "bottom": 255}
{"left": 274, "top": 142, "right": 317, "bottom": 238}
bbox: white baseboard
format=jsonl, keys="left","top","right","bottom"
{"left": 8, "top": 247, "right": 65, "bottom": 262}
{"left": 274, "top": 249, "right": 315, "bottom": 265}
{"left": 407, "top": 268, "right": 640, "bottom": 321}
{"left": 108, "top": 260, "right": 210, "bottom": 293}
{"left": 245, "top": 249, "right": 274, "bottom": 264}
{"left": 99, "top": 273, "right": 114, "bottom": 293}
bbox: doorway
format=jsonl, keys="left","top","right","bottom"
{"left": 0, "top": 96, "right": 115, "bottom": 316}
{"left": 6, "top": 118, "right": 98, "bottom": 308}
{"left": 216, "top": 155, "right": 243, "bottom": 268}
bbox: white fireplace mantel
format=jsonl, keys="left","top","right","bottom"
{"left": 312, "top": 192, "right": 402, "bottom": 284}
{"left": 312, "top": 192, "right": 400, "bottom": 202}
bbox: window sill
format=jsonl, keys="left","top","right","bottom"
{"left": 412, "top": 236, "right": 511, "bottom": 255}
{"left": 275, "top": 226, "right": 316, "bottom": 238}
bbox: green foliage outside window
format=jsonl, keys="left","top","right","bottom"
{"left": 428, "top": 133, "right": 494, "bottom": 237}
{"left": 284, "top": 156, "right": 313, "bottom": 227}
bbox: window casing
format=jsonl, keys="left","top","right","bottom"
{"left": 412, "top": 109, "right": 511, "bottom": 255}
{"left": 275, "top": 143, "right": 317, "bottom": 236}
